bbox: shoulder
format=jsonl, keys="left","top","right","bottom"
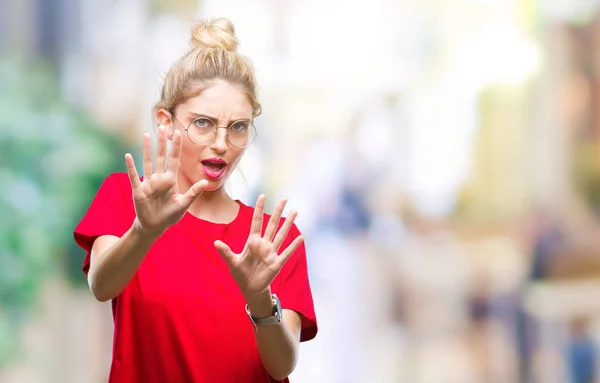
{"left": 85, "top": 172, "right": 134, "bottom": 212}
{"left": 105, "top": 172, "right": 131, "bottom": 187}
{"left": 100, "top": 172, "right": 133, "bottom": 195}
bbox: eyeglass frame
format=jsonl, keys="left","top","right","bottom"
{"left": 171, "top": 114, "right": 257, "bottom": 149}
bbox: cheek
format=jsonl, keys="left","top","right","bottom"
{"left": 179, "top": 141, "right": 194, "bottom": 157}
{"left": 177, "top": 141, "right": 200, "bottom": 168}
{"left": 227, "top": 149, "right": 245, "bottom": 169}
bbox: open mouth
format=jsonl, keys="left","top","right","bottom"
{"left": 200, "top": 158, "right": 228, "bottom": 179}
{"left": 201, "top": 160, "right": 226, "bottom": 172}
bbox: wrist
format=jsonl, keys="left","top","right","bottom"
{"left": 132, "top": 218, "right": 165, "bottom": 241}
{"left": 244, "top": 288, "right": 273, "bottom": 318}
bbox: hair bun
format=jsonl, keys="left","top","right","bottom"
{"left": 190, "top": 17, "right": 238, "bottom": 52}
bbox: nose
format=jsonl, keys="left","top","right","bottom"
{"left": 210, "top": 127, "right": 228, "bottom": 153}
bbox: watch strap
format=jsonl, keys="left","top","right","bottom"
{"left": 246, "top": 294, "right": 282, "bottom": 330}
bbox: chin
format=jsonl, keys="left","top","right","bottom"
{"left": 204, "top": 177, "right": 227, "bottom": 192}
{"left": 204, "top": 184, "right": 224, "bottom": 193}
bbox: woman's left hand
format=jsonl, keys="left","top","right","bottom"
{"left": 214, "top": 195, "right": 304, "bottom": 298}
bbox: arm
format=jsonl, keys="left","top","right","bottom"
{"left": 246, "top": 292, "right": 302, "bottom": 381}
{"left": 86, "top": 128, "right": 206, "bottom": 302}
{"left": 213, "top": 196, "right": 314, "bottom": 381}
{"left": 88, "top": 220, "right": 161, "bottom": 302}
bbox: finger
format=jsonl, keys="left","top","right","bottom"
{"left": 142, "top": 133, "right": 153, "bottom": 179}
{"left": 276, "top": 235, "right": 304, "bottom": 269}
{"left": 155, "top": 125, "right": 167, "bottom": 173}
{"left": 181, "top": 179, "right": 209, "bottom": 206}
{"left": 214, "top": 240, "right": 235, "bottom": 266}
{"left": 250, "top": 194, "right": 265, "bottom": 236}
{"left": 272, "top": 209, "right": 298, "bottom": 252}
{"left": 166, "top": 130, "right": 182, "bottom": 174}
{"left": 125, "top": 153, "right": 141, "bottom": 188}
{"left": 263, "top": 197, "right": 287, "bottom": 242}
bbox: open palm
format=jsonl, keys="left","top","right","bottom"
{"left": 214, "top": 195, "right": 303, "bottom": 296}
{"left": 126, "top": 126, "right": 208, "bottom": 235}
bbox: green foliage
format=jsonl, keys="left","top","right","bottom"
{"left": 0, "top": 57, "right": 132, "bottom": 367}
{"left": 573, "top": 140, "right": 600, "bottom": 214}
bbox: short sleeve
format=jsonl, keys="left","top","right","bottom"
{"left": 276, "top": 224, "right": 318, "bottom": 342}
{"left": 73, "top": 173, "right": 135, "bottom": 274}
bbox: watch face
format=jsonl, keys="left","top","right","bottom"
{"left": 273, "top": 294, "right": 282, "bottom": 319}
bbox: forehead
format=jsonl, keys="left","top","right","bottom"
{"left": 180, "top": 80, "right": 253, "bottom": 120}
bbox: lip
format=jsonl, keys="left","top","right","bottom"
{"left": 201, "top": 157, "right": 228, "bottom": 180}
{"left": 201, "top": 157, "right": 228, "bottom": 165}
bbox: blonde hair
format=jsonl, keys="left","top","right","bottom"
{"left": 155, "top": 17, "right": 262, "bottom": 118}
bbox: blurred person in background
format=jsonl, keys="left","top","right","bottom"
{"left": 72, "top": 17, "right": 317, "bottom": 383}
{"left": 566, "top": 316, "right": 597, "bottom": 383}
{"left": 516, "top": 210, "right": 564, "bottom": 383}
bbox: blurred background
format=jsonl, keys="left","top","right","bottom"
{"left": 3, "top": 0, "right": 600, "bottom": 382}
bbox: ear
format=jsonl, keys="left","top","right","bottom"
{"left": 156, "top": 108, "right": 175, "bottom": 140}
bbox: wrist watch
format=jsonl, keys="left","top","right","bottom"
{"left": 245, "top": 294, "right": 282, "bottom": 331}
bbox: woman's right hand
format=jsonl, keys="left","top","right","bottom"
{"left": 124, "top": 125, "right": 208, "bottom": 236}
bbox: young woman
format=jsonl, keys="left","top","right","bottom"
{"left": 73, "top": 17, "right": 317, "bottom": 383}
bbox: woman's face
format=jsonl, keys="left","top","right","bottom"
{"left": 166, "top": 79, "right": 254, "bottom": 193}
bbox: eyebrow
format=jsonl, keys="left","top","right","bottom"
{"left": 188, "top": 112, "right": 251, "bottom": 124}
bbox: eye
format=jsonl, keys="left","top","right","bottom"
{"left": 193, "top": 118, "right": 214, "bottom": 129}
{"left": 230, "top": 121, "right": 249, "bottom": 133}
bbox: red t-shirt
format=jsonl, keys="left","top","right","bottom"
{"left": 73, "top": 173, "right": 318, "bottom": 383}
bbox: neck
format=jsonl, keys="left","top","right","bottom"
{"left": 193, "top": 186, "right": 231, "bottom": 207}
{"left": 178, "top": 174, "right": 238, "bottom": 223}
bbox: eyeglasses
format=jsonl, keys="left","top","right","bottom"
{"left": 174, "top": 116, "right": 256, "bottom": 149}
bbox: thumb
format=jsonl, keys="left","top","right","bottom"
{"left": 214, "top": 240, "right": 235, "bottom": 265}
{"left": 182, "top": 179, "right": 209, "bottom": 205}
